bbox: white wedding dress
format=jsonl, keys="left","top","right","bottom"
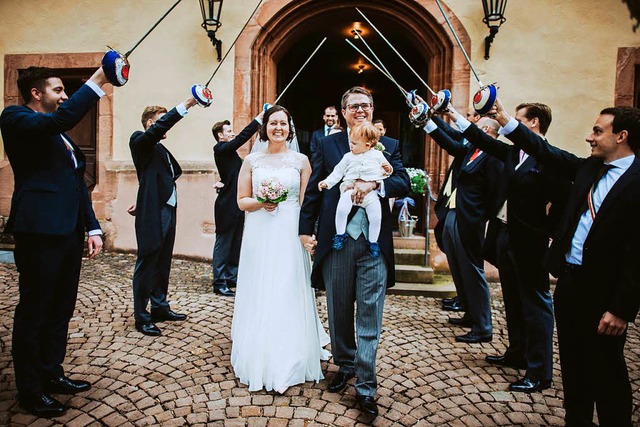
{"left": 230, "top": 150, "right": 331, "bottom": 393}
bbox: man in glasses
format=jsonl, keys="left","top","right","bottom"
{"left": 300, "top": 86, "right": 410, "bottom": 417}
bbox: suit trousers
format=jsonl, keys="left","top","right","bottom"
{"left": 12, "top": 229, "right": 84, "bottom": 394}
{"left": 442, "top": 210, "right": 492, "bottom": 335}
{"left": 554, "top": 268, "right": 632, "bottom": 427}
{"left": 322, "top": 235, "right": 387, "bottom": 397}
{"left": 212, "top": 216, "right": 244, "bottom": 287}
{"left": 132, "top": 205, "right": 176, "bottom": 323}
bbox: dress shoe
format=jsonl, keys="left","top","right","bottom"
{"left": 151, "top": 309, "right": 187, "bottom": 322}
{"left": 448, "top": 316, "right": 473, "bottom": 328}
{"left": 455, "top": 331, "right": 492, "bottom": 343}
{"left": 214, "top": 285, "right": 235, "bottom": 297}
{"left": 485, "top": 354, "right": 527, "bottom": 370}
{"left": 356, "top": 394, "right": 378, "bottom": 417}
{"left": 44, "top": 376, "right": 91, "bottom": 395}
{"left": 442, "top": 301, "right": 465, "bottom": 312}
{"left": 227, "top": 281, "right": 236, "bottom": 289}
{"left": 328, "top": 372, "right": 355, "bottom": 392}
{"left": 442, "top": 296, "right": 459, "bottom": 305}
{"left": 508, "top": 377, "right": 551, "bottom": 393}
{"left": 18, "top": 393, "right": 66, "bottom": 418}
{"left": 135, "top": 322, "right": 161, "bottom": 336}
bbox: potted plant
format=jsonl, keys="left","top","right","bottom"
{"left": 395, "top": 168, "right": 428, "bottom": 237}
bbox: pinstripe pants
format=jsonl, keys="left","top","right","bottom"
{"left": 322, "top": 235, "right": 387, "bottom": 397}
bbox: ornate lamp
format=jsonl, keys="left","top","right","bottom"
{"left": 199, "top": 0, "right": 224, "bottom": 61}
{"left": 481, "top": 0, "right": 507, "bottom": 60}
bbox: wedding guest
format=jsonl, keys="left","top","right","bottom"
{"left": 0, "top": 66, "right": 110, "bottom": 417}
{"left": 129, "top": 92, "right": 196, "bottom": 337}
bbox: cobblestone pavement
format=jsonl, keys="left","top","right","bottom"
{"left": 0, "top": 252, "right": 638, "bottom": 426}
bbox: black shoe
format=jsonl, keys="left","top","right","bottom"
{"left": 485, "top": 354, "right": 527, "bottom": 370}
{"left": 442, "top": 301, "right": 465, "bottom": 312}
{"left": 18, "top": 393, "right": 66, "bottom": 418}
{"left": 135, "top": 322, "right": 161, "bottom": 336}
{"left": 508, "top": 377, "right": 551, "bottom": 393}
{"left": 227, "top": 281, "right": 236, "bottom": 289}
{"left": 214, "top": 285, "right": 235, "bottom": 297}
{"left": 448, "top": 316, "right": 473, "bottom": 328}
{"left": 356, "top": 394, "right": 378, "bottom": 417}
{"left": 442, "top": 296, "right": 459, "bottom": 305}
{"left": 151, "top": 309, "right": 187, "bottom": 322}
{"left": 455, "top": 331, "right": 492, "bottom": 343}
{"left": 44, "top": 376, "right": 91, "bottom": 395}
{"left": 328, "top": 372, "right": 355, "bottom": 393}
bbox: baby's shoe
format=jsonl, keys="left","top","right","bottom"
{"left": 369, "top": 241, "right": 380, "bottom": 258}
{"left": 332, "top": 233, "right": 348, "bottom": 250}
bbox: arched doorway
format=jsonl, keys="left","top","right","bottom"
{"left": 234, "top": 0, "right": 472, "bottom": 232}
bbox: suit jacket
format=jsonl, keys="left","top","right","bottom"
{"left": 300, "top": 130, "right": 410, "bottom": 289}
{"left": 0, "top": 85, "right": 101, "bottom": 235}
{"left": 213, "top": 119, "right": 261, "bottom": 231}
{"left": 505, "top": 122, "right": 640, "bottom": 322}
{"left": 130, "top": 108, "right": 184, "bottom": 257}
{"left": 463, "top": 123, "right": 569, "bottom": 285}
{"left": 429, "top": 118, "right": 503, "bottom": 266}
{"left": 309, "top": 128, "right": 329, "bottom": 161}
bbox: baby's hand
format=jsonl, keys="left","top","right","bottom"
{"left": 382, "top": 163, "right": 393, "bottom": 175}
{"left": 318, "top": 181, "right": 328, "bottom": 191}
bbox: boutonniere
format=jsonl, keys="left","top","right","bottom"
{"left": 374, "top": 142, "right": 385, "bottom": 152}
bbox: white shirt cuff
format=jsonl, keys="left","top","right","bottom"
{"left": 376, "top": 180, "right": 386, "bottom": 198}
{"left": 423, "top": 119, "right": 438, "bottom": 134}
{"left": 454, "top": 116, "right": 471, "bottom": 132}
{"left": 176, "top": 103, "right": 189, "bottom": 116}
{"left": 254, "top": 116, "right": 263, "bottom": 125}
{"left": 88, "top": 229, "right": 102, "bottom": 236}
{"left": 85, "top": 80, "right": 105, "bottom": 98}
{"left": 499, "top": 117, "right": 519, "bottom": 135}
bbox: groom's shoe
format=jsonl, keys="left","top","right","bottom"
{"left": 214, "top": 284, "right": 235, "bottom": 297}
{"left": 151, "top": 309, "right": 187, "bottom": 322}
{"left": 328, "top": 372, "right": 355, "bottom": 392}
{"left": 135, "top": 322, "right": 161, "bottom": 336}
{"left": 356, "top": 394, "right": 378, "bottom": 417}
{"left": 332, "top": 233, "right": 348, "bottom": 250}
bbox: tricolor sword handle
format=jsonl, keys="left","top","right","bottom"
{"left": 191, "top": 84, "right": 213, "bottom": 108}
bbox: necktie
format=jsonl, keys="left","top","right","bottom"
{"left": 325, "top": 127, "right": 330, "bottom": 136}
{"left": 585, "top": 164, "right": 614, "bottom": 219}
{"left": 468, "top": 148, "right": 481, "bottom": 164}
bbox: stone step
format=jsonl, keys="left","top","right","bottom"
{"left": 394, "top": 249, "right": 425, "bottom": 266}
{"left": 395, "top": 264, "right": 433, "bottom": 283}
{"left": 393, "top": 234, "right": 426, "bottom": 250}
{"left": 388, "top": 279, "right": 456, "bottom": 297}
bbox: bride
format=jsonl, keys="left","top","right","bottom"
{"left": 231, "top": 105, "right": 330, "bottom": 393}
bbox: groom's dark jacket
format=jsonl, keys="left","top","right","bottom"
{"left": 300, "top": 130, "right": 410, "bottom": 289}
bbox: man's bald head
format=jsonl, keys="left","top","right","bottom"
{"left": 477, "top": 117, "right": 500, "bottom": 139}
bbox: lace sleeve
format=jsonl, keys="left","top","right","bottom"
{"left": 244, "top": 152, "right": 261, "bottom": 171}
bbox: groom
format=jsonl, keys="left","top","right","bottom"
{"left": 300, "top": 87, "right": 409, "bottom": 417}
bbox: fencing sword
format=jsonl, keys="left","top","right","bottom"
{"left": 433, "top": 0, "right": 498, "bottom": 115}
{"left": 354, "top": 7, "right": 450, "bottom": 115}
{"left": 345, "top": 39, "right": 430, "bottom": 127}
{"left": 102, "top": 0, "right": 184, "bottom": 87}
{"left": 261, "top": 37, "right": 327, "bottom": 112}
{"left": 187, "top": 0, "right": 266, "bottom": 107}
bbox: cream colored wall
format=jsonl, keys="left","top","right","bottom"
{"left": 446, "top": 0, "right": 640, "bottom": 155}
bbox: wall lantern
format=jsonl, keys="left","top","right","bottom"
{"left": 199, "top": 0, "right": 224, "bottom": 61}
{"left": 481, "top": 0, "right": 507, "bottom": 60}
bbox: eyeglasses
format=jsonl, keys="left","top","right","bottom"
{"left": 346, "top": 103, "right": 372, "bottom": 112}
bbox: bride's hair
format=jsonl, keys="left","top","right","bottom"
{"left": 259, "top": 105, "right": 295, "bottom": 143}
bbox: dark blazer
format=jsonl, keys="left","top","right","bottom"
{"left": 300, "top": 130, "right": 410, "bottom": 289}
{"left": 428, "top": 118, "right": 503, "bottom": 266}
{"left": 505, "top": 122, "right": 640, "bottom": 322}
{"left": 213, "top": 119, "right": 261, "bottom": 231}
{"left": 0, "top": 85, "right": 101, "bottom": 235}
{"left": 463, "top": 123, "right": 569, "bottom": 281}
{"left": 309, "top": 128, "right": 327, "bottom": 159}
{"left": 130, "top": 108, "right": 184, "bottom": 257}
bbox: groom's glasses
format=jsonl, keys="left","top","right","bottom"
{"left": 346, "top": 103, "right": 372, "bottom": 112}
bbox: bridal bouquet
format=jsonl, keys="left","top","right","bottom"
{"left": 256, "top": 177, "right": 289, "bottom": 204}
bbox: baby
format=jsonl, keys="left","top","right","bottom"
{"left": 318, "top": 122, "right": 393, "bottom": 257}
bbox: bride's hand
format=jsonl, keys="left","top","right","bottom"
{"left": 263, "top": 202, "right": 278, "bottom": 212}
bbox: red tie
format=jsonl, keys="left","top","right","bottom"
{"left": 469, "top": 148, "right": 481, "bottom": 163}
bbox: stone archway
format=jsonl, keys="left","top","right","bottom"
{"left": 234, "top": 0, "right": 472, "bottom": 223}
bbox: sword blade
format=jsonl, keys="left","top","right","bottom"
{"left": 273, "top": 37, "right": 327, "bottom": 105}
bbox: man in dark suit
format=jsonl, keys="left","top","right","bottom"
{"left": 443, "top": 103, "right": 568, "bottom": 393}
{"left": 0, "top": 66, "right": 111, "bottom": 417}
{"left": 422, "top": 115, "right": 502, "bottom": 343}
{"left": 493, "top": 99, "right": 640, "bottom": 426}
{"left": 211, "top": 111, "right": 264, "bottom": 296}
{"left": 300, "top": 87, "right": 409, "bottom": 417}
{"left": 309, "top": 105, "right": 339, "bottom": 159}
{"left": 129, "top": 94, "right": 196, "bottom": 336}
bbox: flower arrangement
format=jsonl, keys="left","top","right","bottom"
{"left": 256, "top": 178, "right": 289, "bottom": 204}
{"left": 406, "top": 167, "right": 428, "bottom": 196}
